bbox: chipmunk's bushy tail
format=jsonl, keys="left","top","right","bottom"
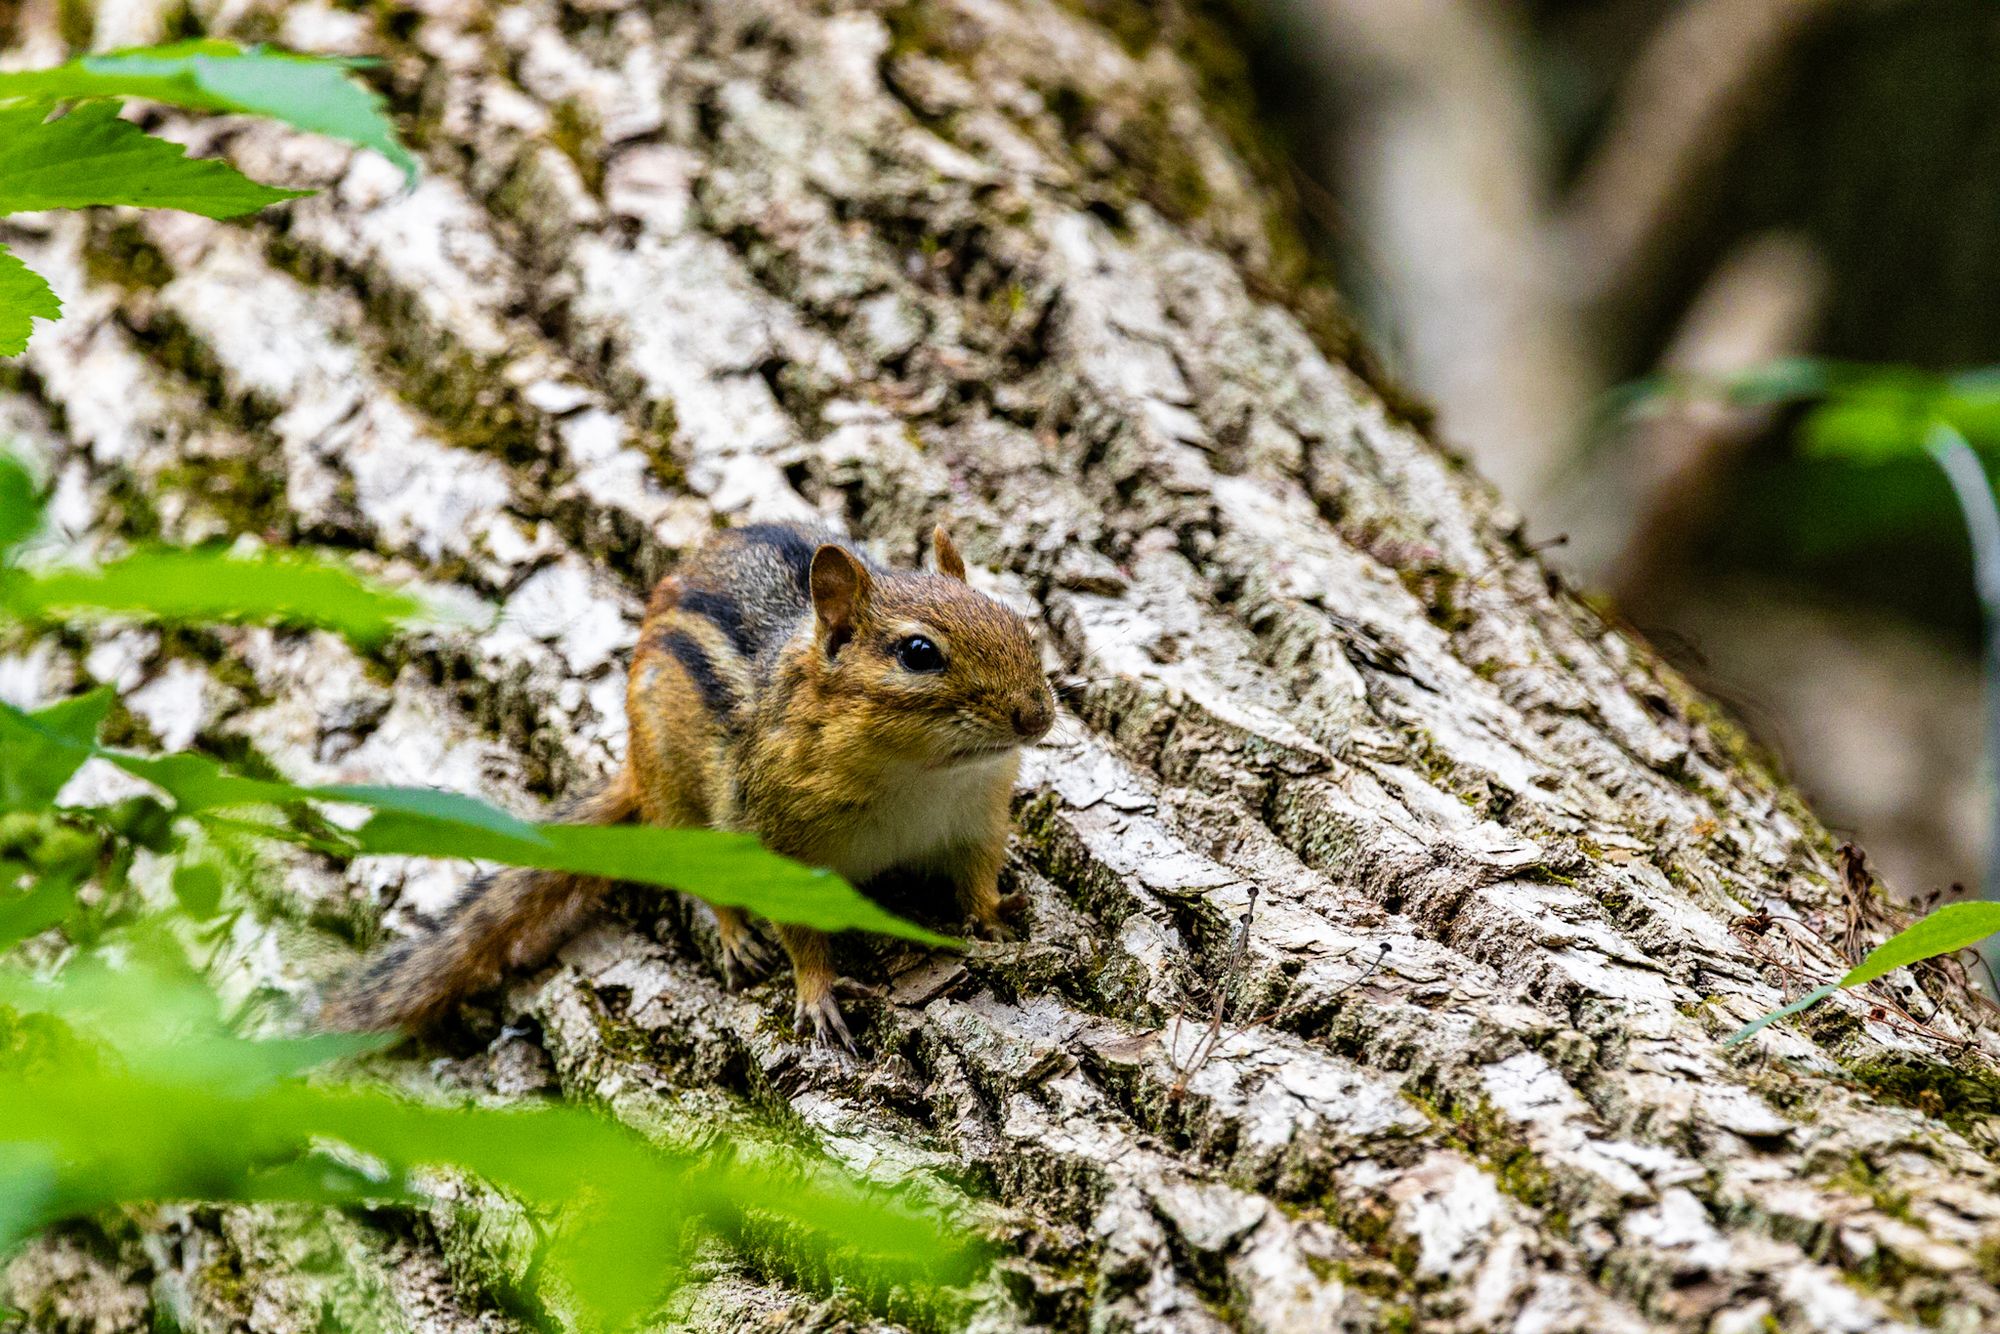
{"left": 320, "top": 774, "right": 639, "bottom": 1033}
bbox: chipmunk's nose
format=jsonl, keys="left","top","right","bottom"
{"left": 1012, "top": 695, "right": 1054, "bottom": 741}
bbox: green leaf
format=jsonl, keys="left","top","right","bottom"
{"left": 0, "top": 546, "right": 428, "bottom": 646}
{"left": 0, "top": 947, "right": 985, "bottom": 1322}
{"left": 0, "top": 243, "right": 61, "bottom": 357}
{"left": 0, "top": 875, "right": 83, "bottom": 949}
{"left": 1837, "top": 900, "right": 2000, "bottom": 988}
{"left": 169, "top": 864, "right": 223, "bottom": 919}
{"left": 0, "top": 698, "right": 293, "bottom": 819}
{"left": 1950, "top": 366, "right": 2000, "bottom": 396}
{"left": 1800, "top": 397, "right": 1931, "bottom": 464}
{"left": 29, "top": 690, "right": 117, "bottom": 751}
{"left": 105, "top": 751, "right": 303, "bottom": 813}
{"left": 1726, "top": 900, "right": 2000, "bottom": 1044}
{"left": 0, "top": 447, "right": 44, "bottom": 551}
{"left": 0, "top": 690, "right": 113, "bottom": 813}
{"left": 1721, "top": 982, "right": 1840, "bottom": 1047}
{"left": 138, "top": 745, "right": 945, "bottom": 943}
{"left": 318, "top": 785, "right": 547, "bottom": 845}
{"left": 1719, "top": 356, "right": 1841, "bottom": 407}
{"left": 0, "top": 101, "right": 305, "bottom": 219}
{"left": 0, "top": 40, "right": 416, "bottom": 184}
{"left": 352, "top": 816, "right": 955, "bottom": 945}
{"left": 0, "top": 693, "right": 947, "bottom": 945}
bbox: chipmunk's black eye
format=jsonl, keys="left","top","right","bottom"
{"left": 894, "top": 634, "right": 946, "bottom": 673}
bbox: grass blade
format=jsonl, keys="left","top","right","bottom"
{"left": 1726, "top": 901, "right": 2000, "bottom": 1044}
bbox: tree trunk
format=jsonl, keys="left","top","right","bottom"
{"left": 4, "top": 1, "right": 1999, "bottom": 1331}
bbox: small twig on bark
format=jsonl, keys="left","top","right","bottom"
{"left": 1244, "top": 938, "right": 1393, "bottom": 1034}
{"left": 1330, "top": 940, "right": 1393, "bottom": 1001}
{"left": 1860, "top": 989, "right": 1977, "bottom": 1052}
{"left": 1168, "top": 886, "right": 1259, "bottom": 1102}
{"left": 1836, "top": 841, "right": 1877, "bottom": 967}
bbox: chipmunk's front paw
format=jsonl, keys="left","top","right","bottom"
{"left": 971, "top": 891, "right": 1029, "bottom": 942}
{"left": 720, "top": 932, "right": 775, "bottom": 989}
{"left": 795, "top": 990, "right": 857, "bottom": 1054}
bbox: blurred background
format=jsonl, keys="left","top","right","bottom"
{"left": 1235, "top": 0, "right": 2000, "bottom": 905}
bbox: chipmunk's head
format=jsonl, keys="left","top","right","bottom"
{"left": 808, "top": 526, "right": 1054, "bottom": 768}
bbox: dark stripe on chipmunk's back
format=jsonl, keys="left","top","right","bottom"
{"left": 659, "top": 627, "right": 740, "bottom": 728}
{"left": 733, "top": 523, "right": 817, "bottom": 594}
{"left": 676, "top": 586, "right": 750, "bottom": 655}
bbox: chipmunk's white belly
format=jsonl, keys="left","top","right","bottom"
{"left": 831, "top": 753, "right": 1015, "bottom": 884}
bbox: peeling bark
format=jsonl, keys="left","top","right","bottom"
{"left": 4, "top": 2, "right": 2000, "bottom": 1332}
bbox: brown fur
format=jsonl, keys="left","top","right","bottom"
{"left": 319, "top": 776, "right": 636, "bottom": 1031}
{"left": 324, "top": 521, "right": 1054, "bottom": 1047}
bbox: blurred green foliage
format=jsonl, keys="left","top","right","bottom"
{"left": 0, "top": 448, "right": 983, "bottom": 1324}
{"left": 0, "top": 40, "right": 410, "bottom": 355}
{"left": 1666, "top": 358, "right": 2000, "bottom": 463}
{"left": 0, "top": 41, "right": 417, "bottom": 183}
{"left": 1, "top": 546, "right": 429, "bottom": 644}
{"left": 1624, "top": 356, "right": 2000, "bottom": 462}
{"left": 0, "top": 99, "right": 307, "bottom": 218}
{"left": 0, "top": 944, "right": 980, "bottom": 1328}
{"left": 1622, "top": 358, "right": 2000, "bottom": 627}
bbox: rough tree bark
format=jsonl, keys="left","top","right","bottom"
{"left": 3, "top": 1, "right": 2000, "bottom": 1331}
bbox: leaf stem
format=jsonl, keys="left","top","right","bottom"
{"left": 1923, "top": 420, "right": 2000, "bottom": 993}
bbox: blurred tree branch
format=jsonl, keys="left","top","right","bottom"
{"left": 1285, "top": 0, "right": 1843, "bottom": 570}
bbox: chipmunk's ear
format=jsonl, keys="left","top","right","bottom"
{"left": 932, "top": 525, "right": 967, "bottom": 582}
{"left": 810, "top": 544, "right": 872, "bottom": 655}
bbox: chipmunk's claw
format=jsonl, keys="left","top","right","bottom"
{"left": 970, "top": 916, "right": 1018, "bottom": 942}
{"left": 795, "top": 990, "right": 857, "bottom": 1054}
{"left": 720, "top": 933, "right": 775, "bottom": 989}
{"left": 970, "top": 890, "right": 1029, "bottom": 941}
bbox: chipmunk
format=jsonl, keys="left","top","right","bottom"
{"left": 323, "top": 521, "right": 1056, "bottom": 1048}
